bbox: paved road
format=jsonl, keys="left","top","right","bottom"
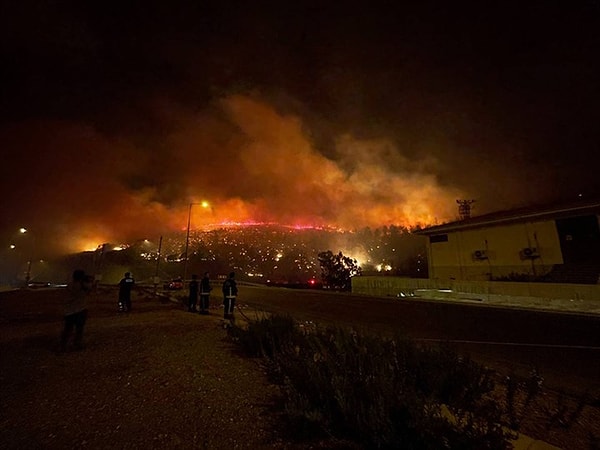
{"left": 239, "top": 285, "right": 600, "bottom": 393}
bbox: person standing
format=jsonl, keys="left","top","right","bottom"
{"left": 199, "top": 271, "right": 212, "bottom": 315}
{"left": 188, "top": 274, "right": 199, "bottom": 312}
{"left": 222, "top": 271, "right": 238, "bottom": 320}
{"left": 118, "top": 272, "right": 135, "bottom": 312}
{"left": 60, "top": 270, "right": 93, "bottom": 352}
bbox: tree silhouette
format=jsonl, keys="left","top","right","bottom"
{"left": 318, "top": 250, "right": 362, "bottom": 291}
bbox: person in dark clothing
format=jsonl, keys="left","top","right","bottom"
{"left": 199, "top": 271, "right": 212, "bottom": 315}
{"left": 60, "top": 269, "right": 93, "bottom": 352}
{"left": 118, "top": 272, "right": 135, "bottom": 312}
{"left": 188, "top": 274, "right": 199, "bottom": 312}
{"left": 222, "top": 271, "right": 238, "bottom": 320}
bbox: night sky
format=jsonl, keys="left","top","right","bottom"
{"left": 1, "top": 1, "right": 599, "bottom": 256}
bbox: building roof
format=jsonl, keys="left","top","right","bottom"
{"left": 414, "top": 197, "right": 600, "bottom": 235}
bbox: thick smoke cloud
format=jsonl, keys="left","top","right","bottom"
{"left": 0, "top": 94, "right": 465, "bottom": 256}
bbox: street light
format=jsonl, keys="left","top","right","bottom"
{"left": 19, "top": 227, "right": 34, "bottom": 286}
{"left": 183, "top": 201, "right": 210, "bottom": 282}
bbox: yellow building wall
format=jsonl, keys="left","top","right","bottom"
{"left": 428, "top": 220, "right": 563, "bottom": 281}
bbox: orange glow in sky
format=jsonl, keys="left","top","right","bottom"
{"left": 2, "top": 95, "right": 463, "bottom": 256}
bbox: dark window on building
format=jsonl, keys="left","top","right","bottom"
{"left": 430, "top": 234, "right": 448, "bottom": 243}
{"left": 555, "top": 215, "right": 600, "bottom": 263}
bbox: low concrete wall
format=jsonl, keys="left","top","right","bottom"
{"left": 352, "top": 276, "right": 600, "bottom": 302}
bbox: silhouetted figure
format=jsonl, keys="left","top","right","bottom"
{"left": 188, "top": 274, "right": 199, "bottom": 312}
{"left": 199, "top": 271, "right": 212, "bottom": 315}
{"left": 60, "top": 270, "right": 93, "bottom": 352}
{"left": 222, "top": 271, "right": 238, "bottom": 320}
{"left": 118, "top": 272, "right": 135, "bottom": 312}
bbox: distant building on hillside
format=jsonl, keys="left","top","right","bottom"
{"left": 414, "top": 198, "right": 600, "bottom": 284}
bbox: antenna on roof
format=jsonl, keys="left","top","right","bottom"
{"left": 456, "top": 199, "right": 475, "bottom": 220}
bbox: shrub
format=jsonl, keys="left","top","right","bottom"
{"left": 228, "top": 314, "right": 300, "bottom": 359}
{"left": 230, "top": 315, "right": 519, "bottom": 449}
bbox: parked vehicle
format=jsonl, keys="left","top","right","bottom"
{"left": 164, "top": 278, "right": 184, "bottom": 290}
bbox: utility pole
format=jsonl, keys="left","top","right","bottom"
{"left": 183, "top": 203, "right": 194, "bottom": 283}
{"left": 183, "top": 201, "right": 210, "bottom": 282}
{"left": 154, "top": 235, "right": 163, "bottom": 297}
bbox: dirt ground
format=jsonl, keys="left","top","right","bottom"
{"left": 1, "top": 287, "right": 599, "bottom": 449}
{"left": 0, "top": 287, "right": 307, "bottom": 449}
